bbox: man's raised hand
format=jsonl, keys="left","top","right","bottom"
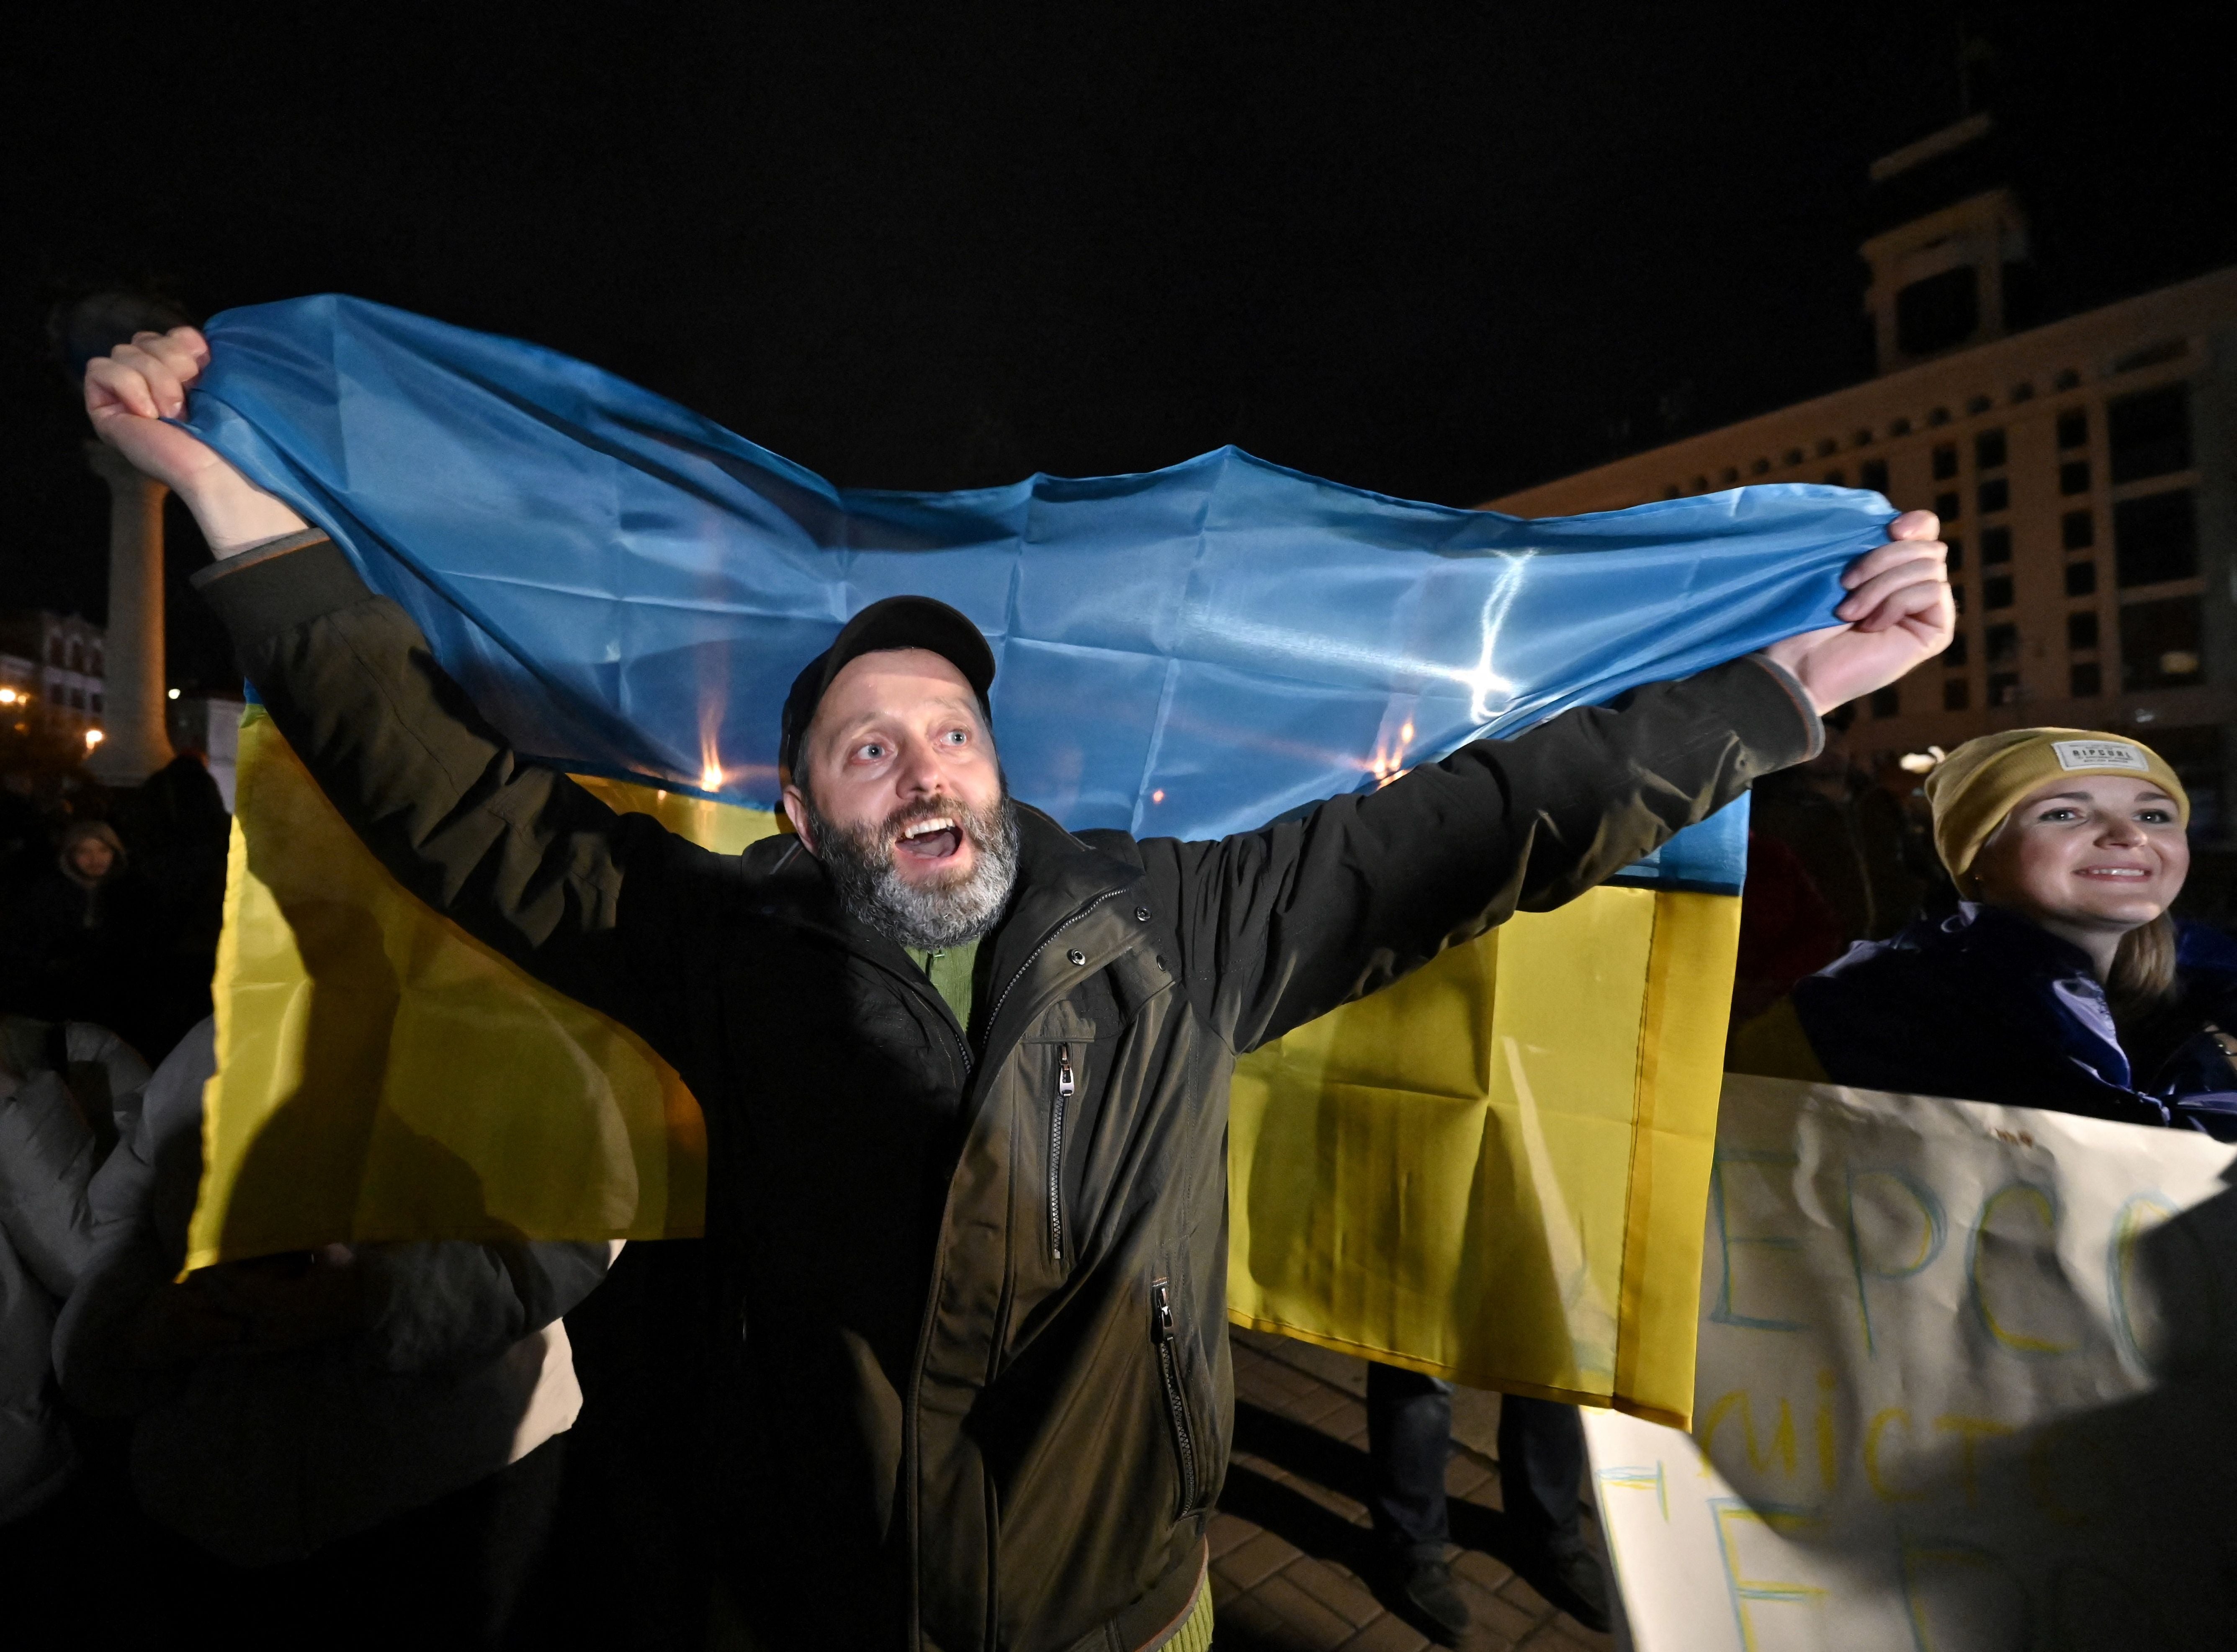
{"left": 1761, "top": 510, "right": 1954, "bottom": 715}
{"left": 84, "top": 327, "right": 306, "bottom": 554}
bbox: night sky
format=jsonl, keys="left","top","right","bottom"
{"left": 7, "top": 5, "right": 2232, "bottom": 690}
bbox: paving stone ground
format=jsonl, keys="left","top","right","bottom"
{"left": 1210, "top": 1330, "right": 1618, "bottom": 1652}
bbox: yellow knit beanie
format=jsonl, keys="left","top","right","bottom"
{"left": 1924, "top": 728, "right": 2188, "bottom": 889}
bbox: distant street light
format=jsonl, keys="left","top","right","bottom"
{"left": 0, "top": 688, "right": 17, "bottom": 705}
{"left": 168, "top": 687, "right": 182, "bottom": 700}
{"left": 85, "top": 728, "right": 106, "bottom": 748}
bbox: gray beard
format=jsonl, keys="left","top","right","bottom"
{"left": 806, "top": 791, "right": 1021, "bottom": 951}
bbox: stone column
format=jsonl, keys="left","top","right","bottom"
{"left": 82, "top": 441, "right": 176, "bottom": 784}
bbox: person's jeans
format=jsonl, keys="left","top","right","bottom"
{"left": 1364, "top": 1362, "right": 1585, "bottom": 1560}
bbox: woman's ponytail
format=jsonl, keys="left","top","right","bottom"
{"left": 2110, "top": 912, "right": 2180, "bottom": 1012}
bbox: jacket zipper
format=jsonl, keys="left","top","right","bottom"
{"left": 1150, "top": 1276, "right": 1200, "bottom": 1517}
{"left": 981, "top": 887, "right": 1128, "bottom": 1035}
{"left": 1049, "top": 1044, "right": 1074, "bottom": 1260}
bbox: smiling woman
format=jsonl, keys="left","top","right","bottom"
{"left": 1735, "top": 729, "right": 2237, "bottom": 1137}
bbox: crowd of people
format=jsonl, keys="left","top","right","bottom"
{"left": 9, "top": 709, "right": 2229, "bottom": 1647}
{"left": 4, "top": 324, "right": 2227, "bottom": 1649}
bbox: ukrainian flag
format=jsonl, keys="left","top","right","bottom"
{"left": 184, "top": 297, "right": 1887, "bottom": 1426}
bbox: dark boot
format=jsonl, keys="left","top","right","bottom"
{"left": 1524, "top": 1537, "right": 1610, "bottom": 1634}
{"left": 1369, "top": 1550, "right": 1471, "bottom": 1647}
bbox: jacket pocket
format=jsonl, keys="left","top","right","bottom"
{"left": 1150, "top": 1275, "right": 1203, "bottom": 1518}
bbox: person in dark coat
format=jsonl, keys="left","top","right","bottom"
{"left": 118, "top": 754, "right": 234, "bottom": 1053}
{"left": 0, "top": 1015, "right": 150, "bottom": 1523}
{"left": 1730, "top": 831, "right": 1845, "bottom": 1030}
{"left": 84, "top": 321, "right": 1953, "bottom": 1652}
{"left": 1735, "top": 728, "right": 2237, "bottom": 1135}
{"left": 53, "top": 1019, "right": 613, "bottom": 1652}
{"left": 1747, "top": 706, "right": 1930, "bottom": 944}
{"left": 2, "top": 821, "right": 164, "bottom": 1058}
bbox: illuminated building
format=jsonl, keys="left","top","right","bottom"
{"left": 1490, "top": 116, "right": 2237, "bottom": 838}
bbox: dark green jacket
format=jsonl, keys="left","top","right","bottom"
{"left": 196, "top": 536, "right": 1819, "bottom": 1650}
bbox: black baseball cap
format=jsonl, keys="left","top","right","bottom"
{"left": 780, "top": 595, "right": 998, "bottom": 783}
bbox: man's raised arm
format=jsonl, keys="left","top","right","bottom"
{"left": 1162, "top": 516, "right": 1954, "bottom": 1055}
{"left": 84, "top": 328, "right": 698, "bottom": 1029}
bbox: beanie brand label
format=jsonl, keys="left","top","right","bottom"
{"left": 2052, "top": 739, "right": 2149, "bottom": 772}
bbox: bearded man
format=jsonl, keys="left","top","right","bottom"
{"left": 85, "top": 327, "right": 1951, "bottom": 1652}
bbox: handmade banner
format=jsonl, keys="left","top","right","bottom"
{"left": 1585, "top": 1075, "right": 2237, "bottom": 1649}
{"left": 177, "top": 295, "right": 1889, "bottom": 1419}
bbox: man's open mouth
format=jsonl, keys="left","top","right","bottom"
{"left": 897, "top": 816, "right": 964, "bottom": 861}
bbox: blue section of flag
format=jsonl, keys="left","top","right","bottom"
{"left": 180, "top": 295, "right": 1888, "bottom": 895}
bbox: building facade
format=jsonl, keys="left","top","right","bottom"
{"left": 0, "top": 610, "right": 107, "bottom": 749}
{"left": 1489, "top": 119, "right": 2237, "bottom": 842}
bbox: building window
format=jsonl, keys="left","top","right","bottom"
{"left": 2068, "top": 611, "right": 2099, "bottom": 650}
{"left": 47, "top": 638, "right": 63, "bottom": 666}
{"left": 1871, "top": 686, "right": 1900, "bottom": 718}
{"left": 1822, "top": 469, "right": 1846, "bottom": 486}
{"left": 2070, "top": 661, "right": 2103, "bottom": 697}
{"left": 1932, "top": 443, "right": 1959, "bottom": 481}
{"left": 1783, "top": 448, "right": 1803, "bottom": 468}
{"left": 2107, "top": 384, "right": 2192, "bottom": 483}
{"left": 1897, "top": 268, "right": 1980, "bottom": 355}
{"left": 1929, "top": 406, "right": 1952, "bottom": 427}
{"left": 1977, "top": 477, "right": 2010, "bottom": 514}
{"left": 67, "top": 641, "right": 83, "bottom": 672}
{"left": 1981, "top": 527, "right": 2012, "bottom": 566}
{"left": 1984, "top": 576, "right": 2015, "bottom": 610}
{"left": 1816, "top": 438, "right": 1837, "bottom": 458}
{"left": 69, "top": 687, "right": 85, "bottom": 710}
{"left": 2010, "top": 382, "right": 2035, "bottom": 403}
{"left": 2059, "top": 460, "right": 2090, "bottom": 495}
{"left": 1860, "top": 458, "right": 1889, "bottom": 494}
{"left": 1988, "top": 672, "right": 2021, "bottom": 706}
{"left": 1691, "top": 475, "right": 1708, "bottom": 492}
{"left": 1966, "top": 394, "right": 1992, "bottom": 417}
{"left": 2065, "top": 561, "right": 2097, "bottom": 598}
{"left": 1974, "top": 430, "right": 2007, "bottom": 470}
{"left": 1945, "top": 630, "right": 1969, "bottom": 667}
{"left": 1944, "top": 678, "right": 1971, "bottom": 711}
{"left": 1952, "top": 585, "right": 1966, "bottom": 615}
{"left": 1751, "top": 458, "right": 1770, "bottom": 476}
{"left": 1890, "top": 417, "right": 1914, "bottom": 437}
{"left": 2113, "top": 340, "right": 2185, "bottom": 373}
{"left": 1946, "top": 537, "right": 1964, "bottom": 572}
{"left": 2114, "top": 489, "right": 2199, "bottom": 586}
{"left": 1986, "top": 624, "right": 2019, "bottom": 666}
{"left": 2120, "top": 596, "right": 2206, "bottom": 689}
{"left": 90, "top": 692, "right": 102, "bottom": 713}
{"left": 1721, "top": 467, "right": 1739, "bottom": 486}
{"left": 1936, "top": 490, "right": 1961, "bottom": 522}
{"left": 90, "top": 651, "right": 102, "bottom": 677}
{"left": 2061, "top": 510, "right": 2095, "bottom": 550}
{"left": 2057, "top": 408, "right": 2088, "bottom": 449}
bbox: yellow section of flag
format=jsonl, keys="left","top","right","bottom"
{"left": 197, "top": 709, "right": 1733, "bottom": 1425}
{"left": 1228, "top": 885, "right": 1734, "bottom": 1427}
